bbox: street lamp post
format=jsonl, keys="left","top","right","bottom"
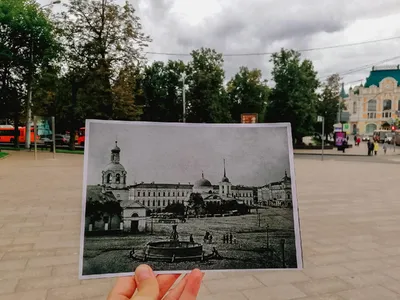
{"left": 181, "top": 72, "right": 187, "bottom": 123}
{"left": 25, "top": 0, "right": 61, "bottom": 149}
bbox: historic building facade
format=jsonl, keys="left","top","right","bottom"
{"left": 257, "top": 171, "right": 292, "bottom": 208}
{"left": 342, "top": 65, "right": 400, "bottom": 135}
{"left": 86, "top": 142, "right": 256, "bottom": 232}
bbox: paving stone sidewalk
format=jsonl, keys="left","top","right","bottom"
{"left": 1, "top": 151, "right": 400, "bottom": 299}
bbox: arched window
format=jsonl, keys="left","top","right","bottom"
{"left": 367, "top": 100, "right": 377, "bottom": 119}
{"left": 383, "top": 99, "right": 392, "bottom": 110}
{"left": 353, "top": 101, "right": 357, "bottom": 114}
{"left": 107, "top": 173, "right": 112, "bottom": 183}
{"left": 131, "top": 213, "right": 139, "bottom": 217}
{"left": 116, "top": 173, "right": 120, "bottom": 183}
{"left": 366, "top": 123, "right": 377, "bottom": 134}
{"left": 383, "top": 99, "right": 392, "bottom": 118}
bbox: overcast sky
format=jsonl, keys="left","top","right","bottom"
{"left": 85, "top": 122, "right": 291, "bottom": 187}
{"left": 38, "top": 0, "right": 400, "bottom": 91}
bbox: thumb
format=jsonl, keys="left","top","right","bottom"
{"left": 132, "top": 265, "right": 159, "bottom": 300}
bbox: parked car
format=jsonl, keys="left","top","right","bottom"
{"left": 361, "top": 135, "right": 370, "bottom": 141}
{"left": 45, "top": 134, "right": 70, "bottom": 146}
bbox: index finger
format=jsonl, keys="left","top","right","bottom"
{"left": 107, "top": 276, "right": 137, "bottom": 300}
{"left": 179, "top": 269, "right": 204, "bottom": 299}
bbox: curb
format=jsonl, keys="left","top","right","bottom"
{"left": 294, "top": 152, "right": 400, "bottom": 157}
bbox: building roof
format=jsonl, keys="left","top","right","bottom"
{"left": 364, "top": 66, "right": 400, "bottom": 88}
{"left": 120, "top": 200, "right": 146, "bottom": 209}
{"left": 104, "top": 162, "right": 125, "bottom": 172}
{"left": 131, "top": 183, "right": 193, "bottom": 189}
{"left": 194, "top": 172, "right": 212, "bottom": 188}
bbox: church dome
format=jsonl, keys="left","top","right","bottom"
{"left": 194, "top": 172, "right": 212, "bottom": 188}
{"left": 221, "top": 176, "right": 230, "bottom": 183}
{"left": 111, "top": 141, "right": 120, "bottom": 153}
{"left": 104, "top": 162, "right": 125, "bottom": 172}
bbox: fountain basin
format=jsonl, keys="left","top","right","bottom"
{"left": 144, "top": 241, "right": 204, "bottom": 262}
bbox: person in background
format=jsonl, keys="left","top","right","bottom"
{"left": 374, "top": 141, "right": 379, "bottom": 156}
{"left": 108, "top": 264, "right": 203, "bottom": 300}
{"left": 356, "top": 136, "right": 361, "bottom": 146}
{"left": 383, "top": 142, "right": 387, "bottom": 154}
{"left": 353, "top": 135, "right": 357, "bottom": 145}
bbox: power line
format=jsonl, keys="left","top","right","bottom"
{"left": 319, "top": 55, "right": 400, "bottom": 82}
{"left": 145, "top": 35, "right": 400, "bottom": 57}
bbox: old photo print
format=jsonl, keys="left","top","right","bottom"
{"left": 79, "top": 120, "right": 302, "bottom": 279}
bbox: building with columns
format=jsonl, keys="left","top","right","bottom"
{"left": 257, "top": 171, "right": 292, "bottom": 208}
{"left": 342, "top": 65, "right": 400, "bottom": 135}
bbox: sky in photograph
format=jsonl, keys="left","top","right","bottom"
{"left": 39, "top": 0, "right": 400, "bottom": 90}
{"left": 86, "top": 122, "right": 291, "bottom": 187}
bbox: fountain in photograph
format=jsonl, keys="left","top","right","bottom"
{"left": 134, "top": 225, "right": 205, "bottom": 262}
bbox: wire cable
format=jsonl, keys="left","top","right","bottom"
{"left": 145, "top": 36, "right": 400, "bottom": 57}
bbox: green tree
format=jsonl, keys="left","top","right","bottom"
{"left": 55, "top": 0, "right": 151, "bottom": 147}
{"left": 266, "top": 49, "right": 320, "bottom": 144}
{"left": 137, "top": 60, "right": 186, "bottom": 122}
{"left": 186, "top": 48, "right": 231, "bottom": 123}
{"left": 227, "top": 66, "right": 270, "bottom": 122}
{"left": 164, "top": 202, "right": 185, "bottom": 216}
{"left": 0, "top": 0, "right": 59, "bottom": 146}
{"left": 187, "top": 193, "right": 205, "bottom": 216}
{"left": 316, "top": 74, "right": 341, "bottom": 140}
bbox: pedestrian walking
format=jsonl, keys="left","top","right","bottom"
{"left": 374, "top": 141, "right": 379, "bottom": 156}
{"left": 354, "top": 135, "right": 357, "bottom": 145}
{"left": 356, "top": 137, "right": 361, "bottom": 146}
{"left": 229, "top": 232, "right": 233, "bottom": 244}
{"left": 383, "top": 143, "right": 387, "bottom": 154}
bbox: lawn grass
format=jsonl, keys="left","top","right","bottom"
{"left": 0, "top": 152, "right": 8, "bottom": 159}
{"left": 56, "top": 149, "right": 84, "bottom": 155}
{"left": 82, "top": 208, "right": 297, "bottom": 275}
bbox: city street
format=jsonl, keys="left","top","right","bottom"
{"left": 1, "top": 151, "right": 400, "bottom": 299}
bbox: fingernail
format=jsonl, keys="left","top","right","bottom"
{"left": 135, "top": 264, "right": 154, "bottom": 281}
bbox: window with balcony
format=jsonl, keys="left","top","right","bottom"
{"left": 382, "top": 99, "right": 392, "bottom": 118}
{"left": 367, "top": 99, "right": 376, "bottom": 119}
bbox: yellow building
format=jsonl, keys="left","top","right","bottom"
{"left": 343, "top": 65, "right": 400, "bottom": 135}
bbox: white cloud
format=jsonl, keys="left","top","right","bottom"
{"left": 37, "top": 0, "right": 400, "bottom": 91}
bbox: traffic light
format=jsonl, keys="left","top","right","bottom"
{"left": 391, "top": 126, "right": 396, "bottom": 132}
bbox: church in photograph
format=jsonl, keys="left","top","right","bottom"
{"left": 85, "top": 141, "right": 255, "bottom": 233}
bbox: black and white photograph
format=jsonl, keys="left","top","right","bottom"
{"left": 79, "top": 120, "right": 302, "bottom": 279}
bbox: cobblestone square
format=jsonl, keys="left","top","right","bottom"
{"left": 1, "top": 151, "right": 400, "bottom": 299}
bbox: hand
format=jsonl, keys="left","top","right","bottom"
{"left": 107, "top": 264, "right": 204, "bottom": 300}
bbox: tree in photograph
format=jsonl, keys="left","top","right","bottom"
{"left": 85, "top": 200, "right": 104, "bottom": 228}
{"left": 164, "top": 202, "right": 185, "bottom": 216}
{"left": 102, "top": 200, "right": 122, "bottom": 230}
{"left": 266, "top": 49, "right": 320, "bottom": 144}
{"left": 186, "top": 48, "right": 231, "bottom": 123}
{"left": 316, "top": 74, "right": 341, "bottom": 140}
{"left": 227, "top": 66, "right": 270, "bottom": 123}
{"left": 187, "top": 193, "right": 205, "bottom": 216}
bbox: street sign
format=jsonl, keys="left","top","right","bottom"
{"left": 343, "top": 123, "right": 350, "bottom": 133}
{"left": 317, "top": 116, "right": 324, "bottom": 122}
{"left": 333, "top": 123, "right": 342, "bottom": 133}
{"left": 241, "top": 113, "right": 258, "bottom": 124}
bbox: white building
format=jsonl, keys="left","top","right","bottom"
{"left": 257, "top": 171, "right": 292, "bottom": 208}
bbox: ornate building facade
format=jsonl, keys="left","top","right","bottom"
{"left": 342, "top": 65, "right": 400, "bottom": 135}
{"left": 257, "top": 171, "right": 292, "bottom": 208}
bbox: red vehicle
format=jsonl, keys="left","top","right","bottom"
{"left": 77, "top": 127, "right": 85, "bottom": 146}
{"left": 0, "top": 126, "right": 39, "bottom": 144}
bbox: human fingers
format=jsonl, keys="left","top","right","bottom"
{"left": 179, "top": 269, "right": 204, "bottom": 300}
{"left": 156, "top": 274, "right": 181, "bottom": 299}
{"left": 163, "top": 274, "right": 188, "bottom": 300}
{"left": 107, "top": 276, "right": 137, "bottom": 300}
{"left": 132, "top": 264, "right": 159, "bottom": 300}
